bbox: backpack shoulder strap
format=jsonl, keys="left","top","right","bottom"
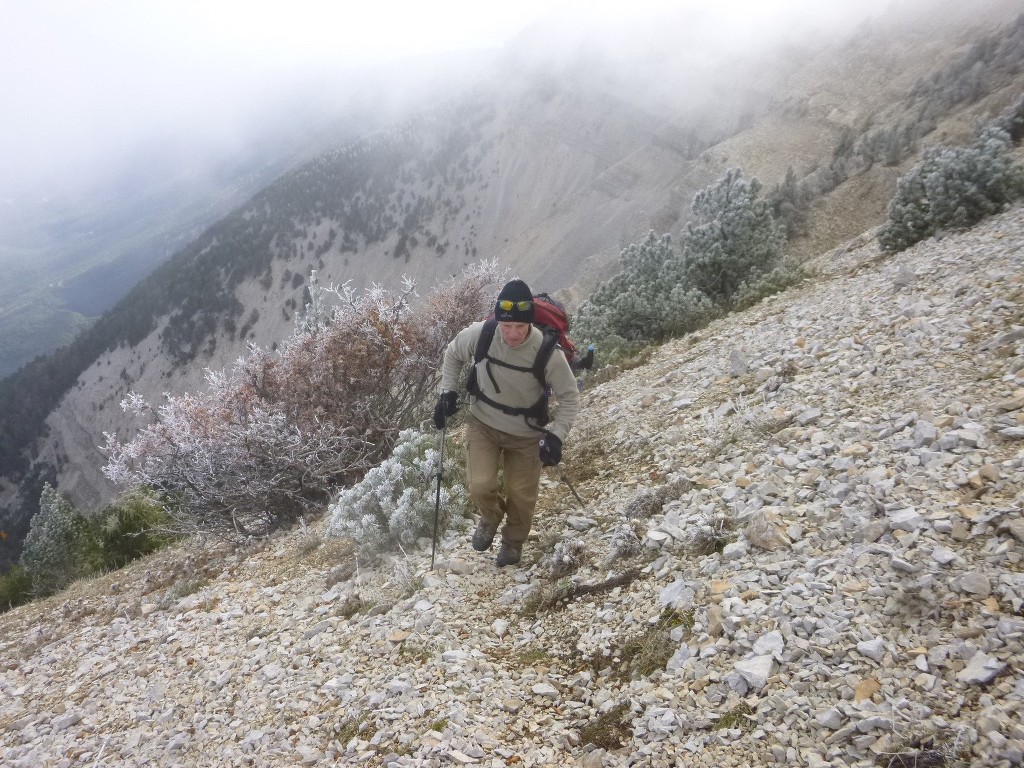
{"left": 532, "top": 330, "right": 560, "bottom": 389}
{"left": 474, "top": 318, "right": 498, "bottom": 364}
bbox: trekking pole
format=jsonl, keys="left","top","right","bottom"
{"left": 430, "top": 424, "right": 446, "bottom": 571}
{"left": 560, "top": 469, "right": 586, "bottom": 509}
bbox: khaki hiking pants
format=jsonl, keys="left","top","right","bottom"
{"left": 466, "top": 415, "right": 542, "bottom": 545}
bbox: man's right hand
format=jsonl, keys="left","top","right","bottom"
{"left": 433, "top": 391, "right": 459, "bottom": 429}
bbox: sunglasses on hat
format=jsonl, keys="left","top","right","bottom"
{"left": 498, "top": 300, "right": 532, "bottom": 311}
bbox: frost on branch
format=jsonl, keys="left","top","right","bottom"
{"left": 327, "top": 428, "right": 469, "bottom": 556}
{"left": 103, "top": 262, "right": 501, "bottom": 538}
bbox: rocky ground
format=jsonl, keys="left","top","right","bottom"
{"left": 2, "top": 205, "right": 1024, "bottom": 767}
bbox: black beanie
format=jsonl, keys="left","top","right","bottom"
{"left": 494, "top": 279, "right": 535, "bottom": 323}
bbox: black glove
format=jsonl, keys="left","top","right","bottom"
{"left": 539, "top": 433, "right": 562, "bottom": 467}
{"left": 433, "top": 391, "right": 459, "bottom": 429}
{"left": 579, "top": 346, "right": 595, "bottom": 371}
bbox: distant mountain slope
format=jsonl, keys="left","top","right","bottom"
{"left": 0, "top": 0, "right": 1022, "bottom": 572}
{"left": 0, "top": 52, "right": 485, "bottom": 379}
{"left": 0, "top": 129, "right": 306, "bottom": 379}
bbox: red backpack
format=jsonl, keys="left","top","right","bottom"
{"left": 533, "top": 293, "right": 593, "bottom": 374}
{"left": 531, "top": 293, "right": 577, "bottom": 366}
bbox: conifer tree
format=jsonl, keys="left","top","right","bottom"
{"left": 880, "top": 124, "right": 1024, "bottom": 251}
{"left": 20, "top": 484, "right": 98, "bottom": 595}
{"left": 680, "top": 168, "right": 785, "bottom": 303}
{"left": 575, "top": 232, "right": 679, "bottom": 342}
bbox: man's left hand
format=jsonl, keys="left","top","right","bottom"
{"left": 539, "top": 433, "right": 562, "bottom": 467}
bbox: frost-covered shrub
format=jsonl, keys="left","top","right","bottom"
{"left": 609, "top": 521, "right": 644, "bottom": 561}
{"left": 546, "top": 537, "right": 589, "bottom": 579}
{"left": 328, "top": 428, "right": 469, "bottom": 555}
{"left": 879, "top": 125, "right": 1024, "bottom": 252}
{"left": 20, "top": 484, "right": 100, "bottom": 596}
{"left": 104, "top": 263, "right": 499, "bottom": 538}
{"left": 574, "top": 232, "right": 681, "bottom": 343}
{"left": 623, "top": 488, "right": 667, "bottom": 521}
{"left": 687, "top": 508, "right": 734, "bottom": 556}
{"left": 574, "top": 232, "right": 721, "bottom": 345}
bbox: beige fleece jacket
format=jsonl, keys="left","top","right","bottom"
{"left": 439, "top": 321, "right": 580, "bottom": 441}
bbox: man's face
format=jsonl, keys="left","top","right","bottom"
{"left": 498, "top": 322, "right": 531, "bottom": 348}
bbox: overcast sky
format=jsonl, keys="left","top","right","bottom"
{"left": 1, "top": 0, "right": 903, "bottom": 199}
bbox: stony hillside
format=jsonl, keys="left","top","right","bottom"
{"left": 3, "top": 204, "right": 1023, "bottom": 767}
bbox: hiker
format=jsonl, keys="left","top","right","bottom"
{"left": 434, "top": 279, "right": 580, "bottom": 567}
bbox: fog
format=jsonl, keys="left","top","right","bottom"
{"left": 0, "top": 0, "right": 551, "bottom": 200}
{"left": 3, "top": 0, "right": 1006, "bottom": 253}
{"left": 4, "top": 0, "right": 928, "bottom": 201}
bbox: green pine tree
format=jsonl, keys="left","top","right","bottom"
{"left": 680, "top": 168, "right": 785, "bottom": 302}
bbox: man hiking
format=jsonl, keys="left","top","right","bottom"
{"left": 434, "top": 279, "right": 580, "bottom": 567}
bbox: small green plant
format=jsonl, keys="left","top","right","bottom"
{"left": 714, "top": 702, "right": 754, "bottom": 731}
{"left": 619, "top": 628, "right": 673, "bottom": 679}
{"left": 0, "top": 565, "right": 33, "bottom": 613}
{"left": 579, "top": 703, "right": 632, "bottom": 750}
{"left": 518, "top": 585, "right": 547, "bottom": 619}
{"left": 336, "top": 592, "right": 366, "bottom": 619}
{"left": 167, "top": 577, "right": 208, "bottom": 601}
{"left": 517, "top": 648, "right": 551, "bottom": 667}
{"left": 584, "top": 338, "right": 657, "bottom": 387}
{"left": 521, "top": 570, "right": 643, "bottom": 618}
{"left": 336, "top": 718, "right": 375, "bottom": 744}
{"left": 245, "top": 624, "right": 273, "bottom": 641}
{"left": 545, "top": 578, "right": 576, "bottom": 608}
{"left": 518, "top": 578, "right": 575, "bottom": 618}
{"left": 616, "top": 608, "right": 693, "bottom": 680}
{"left": 731, "top": 256, "right": 808, "bottom": 312}
{"left": 296, "top": 535, "right": 322, "bottom": 558}
{"left": 658, "top": 607, "right": 695, "bottom": 632}
{"left": 93, "top": 491, "right": 177, "bottom": 570}
{"left": 429, "top": 719, "right": 448, "bottom": 732}
{"left": 398, "top": 642, "right": 432, "bottom": 663}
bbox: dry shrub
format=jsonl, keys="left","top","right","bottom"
{"left": 104, "top": 263, "right": 503, "bottom": 539}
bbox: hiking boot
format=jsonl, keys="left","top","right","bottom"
{"left": 471, "top": 519, "right": 499, "bottom": 552}
{"left": 495, "top": 541, "right": 523, "bottom": 568}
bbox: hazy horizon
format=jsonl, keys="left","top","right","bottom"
{"left": 1, "top": 0, "right": 919, "bottom": 204}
